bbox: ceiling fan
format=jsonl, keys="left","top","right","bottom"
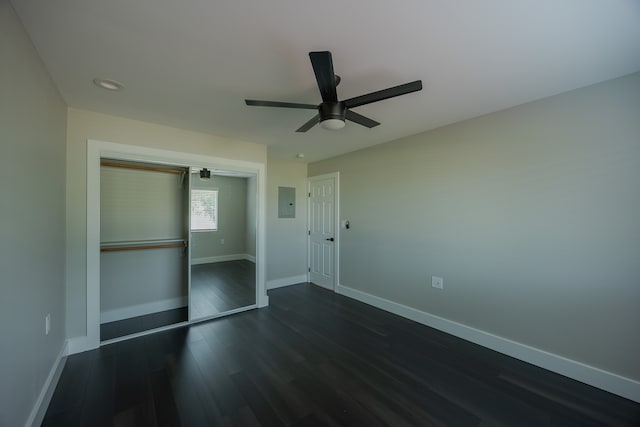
{"left": 245, "top": 51, "right": 423, "bottom": 132}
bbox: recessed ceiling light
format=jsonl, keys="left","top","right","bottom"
{"left": 93, "top": 78, "right": 124, "bottom": 91}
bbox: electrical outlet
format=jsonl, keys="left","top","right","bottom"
{"left": 431, "top": 276, "right": 444, "bottom": 289}
{"left": 45, "top": 314, "right": 51, "bottom": 335}
{"left": 220, "top": 238, "right": 224, "bottom": 244}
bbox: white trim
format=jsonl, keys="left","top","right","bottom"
{"left": 335, "top": 283, "right": 640, "bottom": 403}
{"left": 65, "top": 336, "right": 90, "bottom": 355}
{"left": 78, "top": 139, "right": 268, "bottom": 355}
{"left": 307, "top": 172, "right": 340, "bottom": 291}
{"left": 191, "top": 253, "right": 255, "bottom": 265}
{"left": 100, "top": 296, "right": 188, "bottom": 324}
{"left": 26, "top": 341, "right": 68, "bottom": 427}
{"left": 86, "top": 141, "right": 101, "bottom": 352}
{"left": 255, "top": 158, "right": 268, "bottom": 308}
{"left": 267, "top": 274, "right": 308, "bottom": 290}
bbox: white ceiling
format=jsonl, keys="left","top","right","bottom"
{"left": 10, "top": 0, "right": 640, "bottom": 162}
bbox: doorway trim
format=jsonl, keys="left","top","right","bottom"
{"left": 84, "top": 139, "right": 267, "bottom": 351}
{"left": 307, "top": 172, "right": 340, "bottom": 291}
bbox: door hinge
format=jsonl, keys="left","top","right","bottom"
{"left": 308, "top": 267, "right": 311, "bottom": 272}
{"left": 308, "top": 230, "right": 311, "bottom": 235}
{"left": 308, "top": 192, "right": 311, "bottom": 197}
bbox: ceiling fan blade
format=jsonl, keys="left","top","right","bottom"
{"left": 345, "top": 110, "right": 380, "bottom": 128}
{"left": 245, "top": 99, "right": 317, "bottom": 109}
{"left": 343, "top": 80, "right": 422, "bottom": 109}
{"left": 309, "top": 51, "right": 338, "bottom": 103}
{"left": 296, "top": 114, "right": 320, "bottom": 132}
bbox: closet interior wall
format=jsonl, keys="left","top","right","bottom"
{"left": 99, "top": 160, "right": 189, "bottom": 327}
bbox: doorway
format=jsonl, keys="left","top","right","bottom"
{"left": 308, "top": 172, "right": 340, "bottom": 290}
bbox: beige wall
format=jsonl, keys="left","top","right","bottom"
{"left": 0, "top": 2, "right": 68, "bottom": 425}
{"left": 66, "top": 108, "right": 266, "bottom": 337}
{"left": 266, "top": 158, "right": 308, "bottom": 284}
{"left": 309, "top": 72, "right": 640, "bottom": 381}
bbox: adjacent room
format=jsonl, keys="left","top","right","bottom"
{"left": 1, "top": 0, "right": 639, "bottom": 425}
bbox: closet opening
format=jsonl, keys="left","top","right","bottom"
{"left": 99, "top": 159, "right": 190, "bottom": 341}
{"left": 84, "top": 139, "right": 267, "bottom": 351}
{"left": 96, "top": 157, "right": 261, "bottom": 343}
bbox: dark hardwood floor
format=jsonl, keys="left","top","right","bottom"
{"left": 44, "top": 283, "right": 640, "bottom": 426}
{"left": 100, "top": 307, "right": 189, "bottom": 341}
{"left": 100, "top": 260, "right": 255, "bottom": 341}
{"left": 191, "top": 260, "right": 256, "bottom": 319}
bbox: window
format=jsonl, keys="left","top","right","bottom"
{"left": 191, "top": 189, "right": 218, "bottom": 230}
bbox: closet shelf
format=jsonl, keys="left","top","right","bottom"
{"left": 100, "top": 239, "right": 187, "bottom": 252}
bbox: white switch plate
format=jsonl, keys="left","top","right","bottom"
{"left": 220, "top": 238, "right": 225, "bottom": 244}
{"left": 431, "top": 276, "right": 444, "bottom": 289}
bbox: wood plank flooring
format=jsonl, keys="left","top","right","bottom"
{"left": 100, "top": 260, "right": 255, "bottom": 341}
{"left": 100, "top": 307, "right": 189, "bottom": 341}
{"left": 190, "top": 260, "right": 256, "bottom": 319}
{"left": 44, "top": 283, "right": 640, "bottom": 426}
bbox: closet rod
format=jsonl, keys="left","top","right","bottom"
{"left": 100, "top": 160, "right": 185, "bottom": 175}
{"left": 100, "top": 242, "right": 186, "bottom": 252}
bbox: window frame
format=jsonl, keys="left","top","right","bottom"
{"left": 190, "top": 188, "right": 219, "bottom": 231}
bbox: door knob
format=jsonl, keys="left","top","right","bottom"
{"left": 325, "top": 237, "right": 334, "bottom": 242}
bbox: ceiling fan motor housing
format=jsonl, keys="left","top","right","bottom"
{"left": 319, "top": 102, "right": 346, "bottom": 122}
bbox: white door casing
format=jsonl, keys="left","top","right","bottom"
{"left": 308, "top": 173, "right": 339, "bottom": 290}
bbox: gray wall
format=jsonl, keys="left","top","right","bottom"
{"left": 309, "top": 73, "right": 640, "bottom": 381}
{"left": 191, "top": 174, "right": 249, "bottom": 260}
{"left": 267, "top": 159, "right": 308, "bottom": 283}
{"left": 100, "top": 248, "right": 187, "bottom": 320}
{"left": 101, "top": 166, "right": 185, "bottom": 242}
{"left": 100, "top": 166, "right": 187, "bottom": 320}
{"left": 0, "top": 2, "right": 67, "bottom": 425}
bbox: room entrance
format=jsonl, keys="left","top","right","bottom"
{"left": 308, "top": 172, "right": 340, "bottom": 290}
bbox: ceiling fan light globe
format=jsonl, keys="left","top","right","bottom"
{"left": 320, "top": 118, "right": 345, "bottom": 130}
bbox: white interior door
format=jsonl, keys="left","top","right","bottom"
{"left": 308, "top": 175, "right": 337, "bottom": 290}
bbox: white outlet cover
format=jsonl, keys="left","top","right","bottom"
{"left": 432, "top": 276, "right": 444, "bottom": 289}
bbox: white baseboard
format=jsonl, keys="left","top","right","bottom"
{"left": 192, "top": 253, "right": 255, "bottom": 265}
{"left": 65, "top": 335, "right": 93, "bottom": 355}
{"left": 267, "top": 274, "right": 308, "bottom": 290}
{"left": 26, "top": 340, "right": 68, "bottom": 427}
{"left": 335, "top": 284, "right": 640, "bottom": 403}
{"left": 100, "top": 296, "right": 188, "bottom": 324}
